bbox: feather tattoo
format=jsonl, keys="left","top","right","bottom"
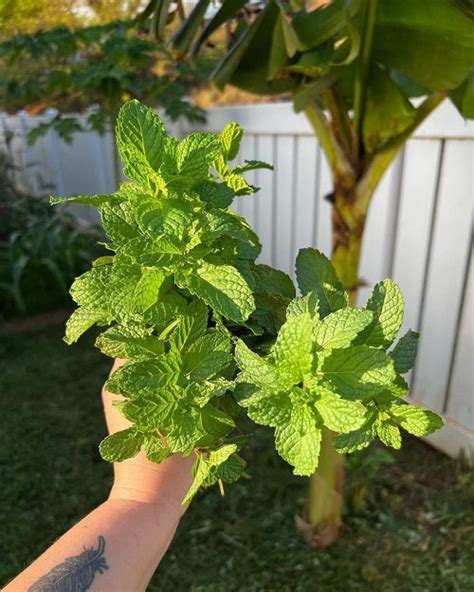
{"left": 28, "top": 535, "right": 108, "bottom": 592}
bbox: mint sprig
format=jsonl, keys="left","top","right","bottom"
{"left": 53, "top": 100, "right": 442, "bottom": 501}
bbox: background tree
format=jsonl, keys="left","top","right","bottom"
{"left": 143, "top": 0, "right": 474, "bottom": 546}
{"left": 0, "top": 19, "right": 205, "bottom": 184}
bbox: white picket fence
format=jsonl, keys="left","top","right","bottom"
{"left": 1, "top": 101, "right": 473, "bottom": 459}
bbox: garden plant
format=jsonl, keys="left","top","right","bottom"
{"left": 53, "top": 100, "right": 443, "bottom": 546}
{"left": 139, "top": 0, "right": 474, "bottom": 543}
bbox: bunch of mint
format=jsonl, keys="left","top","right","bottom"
{"left": 53, "top": 100, "right": 442, "bottom": 503}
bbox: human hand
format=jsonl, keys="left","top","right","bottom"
{"left": 102, "top": 359, "right": 194, "bottom": 516}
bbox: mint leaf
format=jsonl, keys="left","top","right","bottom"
{"left": 183, "top": 332, "right": 232, "bottom": 381}
{"left": 253, "top": 264, "right": 296, "bottom": 299}
{"left": 235, "top": 340, "right": 287, "bottom": 390}
{"left": 115, "top": 100, "right": 166, "bottom": 190}
{"left": 333, "top": 413, "right": 377, "bottom": 453}
{"left": 220, "top": 122, "right": 243, "bottom": 161}
{"left": 99, "top": 428, "right": 144, "bottom": 462}
{"left": 176, "top": 261, "right": 254, "bottom": 323}
{"left": 314, "top": 391, "right": 366, "bottom": 433}
{"left": 317, "top": 345, "right": 396, "bottom": 399}
{"left": 144, "top": 434, "right": 171, "bottom": 463}
{"left": 357, "top": 279, "right": 404, "bottom": 348}
{"left": 376, "top": 418, "right": 402, "bottom": 449}
{"left": 390, "top": 330, "right": 419, "bottom": 374}
{"left": 233, "top": 160, "right": 273, "bottom": 174}
{"left": 314, "top": 308, "right": 373, "bottom": 351}
{"left": 170, "top": 300, "right": 209, "bottom": 352}
{"left": 272, "top": 313, "right": 314, "bottom": 384}
{"left": 295, "top": 248, "right": 348, "bottom": 317}
{"left": 64, "top": 307, "right": 109, "bottom": 344}
{"left": 275, "top": 403, "right": 322, "bottom": 476}
{"left": 286, "top": 291, "right": 320, "bottom": 319}
{"left": 390, "top": 404, "right": 443, "bottom": 436}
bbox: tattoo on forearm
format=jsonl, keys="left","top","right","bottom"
{"left": 28, "top": 535, "right": 108, "bottom": 592}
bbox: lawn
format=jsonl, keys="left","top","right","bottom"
{"left": 0, "top": 322, "right": 472, "bottom": 591}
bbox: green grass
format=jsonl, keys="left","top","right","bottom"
{"left": 1, "top": 324, "right": 473, "bottom": 591}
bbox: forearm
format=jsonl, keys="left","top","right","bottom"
{"left": 4, "top": 496, "right": 182, "bottom": 592}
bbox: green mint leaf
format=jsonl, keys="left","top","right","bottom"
{"left": 108, "top": 265, "right": 164, "bottom": 319}
{"left": 357, "top": 279, "right": 404, "bottom": 348}
{"left": 272, "top": 312, "right": 314, "bottom": 384}
{"left": 220, "top": 122, "right": 243, "bottom": 161}
{"left": 120, "top": 236, "right": 184, "bottom": 268}
{"left": 286, "top": 291, "right": 320, "bottom": 319}
{"left": 183, "top": 444, "right": 237, "bottom": 505}
{"left": 101, "top": 199, "right": 141, "bottom": 246}
{"left": 183, "top": 332, "right": 233, "bottom": 381}
{"left": 105, "top": 356, "right": 181, "bottom": 396}
{"left": 144, "top": 434, "right": 172, "bottom": 464}
{"left": 133, "top": 196, "right": 194, "bottom": 242}
{"left": 50, "top": 193, "right": 120, "bottom": 207}
{"left": 275, "top": 403, "right": 322, "bottom": 476}
{"left": 317, "top": 345, "right": 397, "bottom": 400}
{"left": 99, "top": 428, "right": 144, "bottom": 462}
{"left": 390, "top": 330, "right": 419, "bottom": 374}
{"left": 251, "top": 292, "right": 289, "bottom": 334}
{"left": 236, "top": 383, "right": 292, "bottom": 428}
{"left": 314, "top": 391, "right": 366, "bottom": 433}
{"left": 295, "top": 248, "right": 348, "bottom": 317}
{"left": 176, "top": 261, "right": 254, "bottom": 323}
{"left": 70, "top": 266, "right": 112, "bottom": 309}
{"left": 253, "top": 264, "right": 296, "bottom": 299}
{"left": 194, "top": 181, "right": 235, "bottom": 209}
{"left": 233, "top": 160, "right": 273, "bottom": 174}
{"left": 390, "top": 404, "right": 443, "bottom": 436}
{"left": 170, "top": 300, "right": 209, "bottom": 352}
{"left": 314, "top": 308, "right": 373, "bottom": 351}
{"left": 376, "top": 418, "right": 402, "bottom": 449}
{"left": 95, "top": 325, "right": 164, "bottom": 359}
{"left": 235, "top": 339, "right": 287, "bottom": 390}
{"left": 64, "top": 307, "right": 110, "bottom": 344}
{"left": 116, "top": 100, "right": 166, "bottom": 190}
{"left": 333, "top": 413, "right": 377, "bottom": 453}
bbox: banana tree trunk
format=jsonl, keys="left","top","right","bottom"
{"left": 301, "top": 186, "right": 367, "bottom": 548}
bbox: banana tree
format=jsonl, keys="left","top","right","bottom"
{"left": 142, "top": 0, "right": 474, "bottom": 546}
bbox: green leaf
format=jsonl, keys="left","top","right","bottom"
{"left": 170, "top": 300, "right": 209, "bottom": 352}
{"left": 376, "top": 418, "right": 402, "bottom": 449}
{"left": 235, "top": 339, "right": 287, "bottom": 391}
{"left": 106, "top": 356, "right": 181, "bottom": 396}
{"left": 176, "top": 261, "right": 254, "bottom": 323}
{"left": 70, "top": 266, "right": 112, "bottom": 309}
{"left": 115, "top": 100, "right": 166, "bottom": 189}
{"left": 390, "top": 404, "right": 443, "bottom": 436}
{"left": 220, "top": 122, "right": 243, "bottom": 161}
{"left": 333, "top": 414, "right": 377, "bottom": 453}
{"left": 295, "top": 248, "right": 348, "bottom": 317}
{"left": 101, "top": 200, "right": 140, "bottom": 245}
{"left": 253, "top": 264, "right": 296, "bottom": 299}
{"left": 99, "top": 428, "right": 144, "bottom": 462}
{"left": 64, "top": 307, "right": 109, "bottom": 344}
{"left": 286, "top": 291, "right": 320, "bottom": 319}
{"left": 233, "top": 160, "right": 274, "bottom": 174}
{"left": 317, "top": 345, "right": 396, "bottom": 400}
{"left": 314, "top": 391, "right": 366, "bottom": 433}
{"left": 183, "top": 332, "right": 232, "bottom": 381}
{"left": 390, "top": 330, "right": 419, "bottom": 374}
{"left": 95, "top": 325, "right": 164, "bottom": 359}
{"left": 144, "top": 434, "right": 171, "bottom": 464}
{"left": 275, "top": 403, "right": 322, "bottom": 476}
{"left": 314, "top": 308, "right": 373, "bottom": 351}
{"left": 363, "top": 65, "right": 417, "bottom": 153}
{"left": 133, "top": 197, "right": 194, "bottom": 242}
{"left": 272, "top": 313, "right": 314, "bottom": 384}
{"left": 357, "top": 280, "right": 404, "bottom": 349}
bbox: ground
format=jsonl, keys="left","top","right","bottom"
{"left": 0, "top": 323, "right": 473, "bottom": 591}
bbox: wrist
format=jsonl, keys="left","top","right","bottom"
{"left": 108, "top": 452, "right": 194, "bottom": 517}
